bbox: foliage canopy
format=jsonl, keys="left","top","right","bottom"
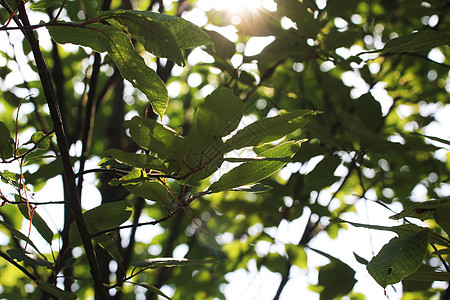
{"left": 0, "top": 0, "right": 449, "bottom": 299}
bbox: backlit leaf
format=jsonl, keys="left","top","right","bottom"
{"left": 100, "top": 10, "right": 211, "bottom": 50}
{"left": 126, "top": 180, "right": 171, "bottom": 205}
{"left": 434, "top": 206, "right": 450, "bottom": 236}
{"left": 30, "top": 0, "right": 62, "bottom": 10}
{"left": 209, "top": 141, "right": 301, "bottom": 193}
{"left": 0, "top": 121, "right": 13, "bottom": 159}
{"left": 108, "top": 149, "right": 169, "bottom": 173}
{"left": 225, "top": 110, "right": 313, "bottom": 150}
{"left": 367, "top": 230, "right": 429, "bottom": 288}
{"left": 83, "top": 201, "right": 133, "bottom": 230}
{"left": 37, "top": 280, "right": 77, "bottom": 300}
{"left": 381, "top": 30, "right": 450, "bottom": 53}
{"left": 93, "top": 232, "right": 123, "bottom": 262}
{"left": 109, "top": 169, "right": 147, "bottom": 186}
{"left": 17, "top": 203, "right": 54, "bottom": 244}
{"left": 49, "top": 23, "right": 168, "bottom": 118}
{"left": 7, "top": 249, "right": 53, "bottom": 267}
{"left": 318, "top": 259, "right": 356, "bottom": 299}
{"left": 275, "top": 0, "right": 320, "bottom": 38}
{"left": 405, "top": 271, "right": 450, "bottom": 282}
{"left": 331, "top": 218, "right": 449, "bottom": 247}
{"left": 132, "top": 257, "right": 215, "bottom": 268}
{"left": 28, "top": 131, "right": 53, "bottom": 150}
{"left": 69, "top": 201, "right": 132, "bottom": 246}
{"left": 228, "top": 183, "right": 273, "bottom": 193}
{"left": 126, "top": 116, "right": 186, "bottom": 162}
{"left": 390, "top": 198, "right": 450, "bottom": 221}
{"left": 203, "top": 30, "right": 236, "bottom": 59}
{"left": 0, "top": 220, "right": 42, "bottom": 255}
{"left": 131, "top": 283, "right": 172, "bottom": 300}
{"left": 286, "top": 244, "right": 307, "bottom": 269}
{"left": 177, "top": 132, "right": 225, "bottom": 183}
{"left": 196, "top": 87, "right": 244, "bottom": 141}
{"left": 355, "top": 93, "right": 383, "bottom": 131}
{"left": 101, "top": 11, "right": 184, "bottom": 65}
{"left": 411, "top": 132, "right": 450, "bottom": 147}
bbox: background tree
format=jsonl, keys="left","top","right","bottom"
{"left": 0, "top": 0, "right": 449, "bottom": 299}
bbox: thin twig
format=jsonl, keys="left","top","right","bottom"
{"left": 49, "top": 0, "right": 67, "bottom": 23}
{"left": 91, "top": 210, "right": 178, "bottom": 238}
{"left": 74, "top": 168, "right": 177, "bottom": 179}
{"left": 1, "top": 196, "right": 67, "bottom": 205}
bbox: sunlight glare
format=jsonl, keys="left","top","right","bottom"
{"left": 203, "top": 0, "right": 262, "bottom": 13}
{"left": 227, "top": 0, "right": 262, "bottom": 12}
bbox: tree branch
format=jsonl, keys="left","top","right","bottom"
{"left": 15, "top": 2, "right": 108, "bottom": 299}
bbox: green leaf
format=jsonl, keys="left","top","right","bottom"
{"left": 24, "top": 157, "right": 64, "bottom": 190}
{"left": 203, "top": 30, "right": 236, "bottom": 59}
{"left": 84, "top": 201, "right": 132, "bottom": 230}
{"left": 264, "top": 253, "right": 287, "bottom": 274}
{"left": 405, "top": 271, "right": 450, "bottom": 282}
{"left": 108, "top": 168, "right": 147, "bottom": 186}
{"left": 93, "top": 232, "right": 123, "bottom": 262}
{"left": 49, "top": 23, "right": 168, "bottom": 118}
{"left": 381, "top": 30, "right": 450, "bottom": 53}
{"left": 125, "top": 180, "right": 172, "bottom": 205}
{"left": 101, "top": 10, "right": 211, "bottom": 50}
{"left": 286, "top": 244, "right": 307, "bottom": 269}
{"left": 324, "top": 28, "right": 360, "bottom": 50}
{"left": 331, "top": 218, "right": 449, "bottom": 247}
{"left": 101, "top": 10, "right": 185, "bottom": 65}
{"left": 303, "top": 155, "right": 341, "bottom": 191}
{"left": 29, "top": 131, "right": 53, "bottom": 150}
{"left": 367, "top": 230, "right": 429, "bottom": 288}
{"left": 238, "top": 70, "right": 256, "bottom": 86}
{"left": 434, "top": 206, "right": 450, "bottom": 236}
{"left": 17, "top": 203, "right": 54, "bottom": 244}
{"left": 432, "top": 248, "right": 450, "bottom": 256}
{"left": 411, "top": 132, "right": 450, "bottom": 147}
{"left": 97, "top": 157, "right": 128, "bottom": 169}
{"left": 325, "top": 0, "right": 360, "bottom": 17}
{"left": 228, "top": 183, "right": 273, "bottom": 193}
{"left": 69, "top": 201, "right": 132, "bottom": 246}
{"left": 30, "top": 0, "right": 62, "bottom": 10}
{"left": 196, "top": 87, "right": 244, "bottom": 141}
{"left": 224, "top": 110, "right": 313, "bottom": 150}
{"left": 353, "top": 252, "right": 369, "bottom": 265}
{"left": 0, "top": 220, "right": 42, "bottom": 255}
{"left": 48, "top": 23, "right": 111, "bottom": 53}
{"left": 245, "top": 32, "right": 314, "bottom": 70}
{"left": 209, "top": 141, "right": 301, "bottom": 193}
{"left": 308, "top": 247, "right": 356, "bottom": 299}
{"left": 125, "top": 116, "right": 186, "bottom": 162}
{"left": 6, "top": 249, "right": 53, "bottom": 267}
{"left": 355, "top": 93, "right": 383, "bottom": 131}
{"left": 390, "top": 198, "right": 450, "bottom": 221}
{"left": 108, "top": 149, "right": 169, "bottom": 173}
{"left": 224, "top": 157, "right": 292, "bottom": 162}
{"left": 318, "top": 259, "right": 356, "bottom": 299}
{"left": 275, "top": 0, "right": 320, "bottom": 38}
{"left": 132, "top": 257, "right": 215, "bottom": 268}
{"left": 0, "top": 121, "right": 13, "bottom": 159}
{"left": 177, "top": 133, "right": 225, "bottom": 184}
{"left": 130, "top": 283, "right": 172, "bottom": 300}
{"left": 37, "top": 280, "right": 77, "bottom": 300}
{"left": 99, "top": 24, "right": 168, "bottom": 118}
